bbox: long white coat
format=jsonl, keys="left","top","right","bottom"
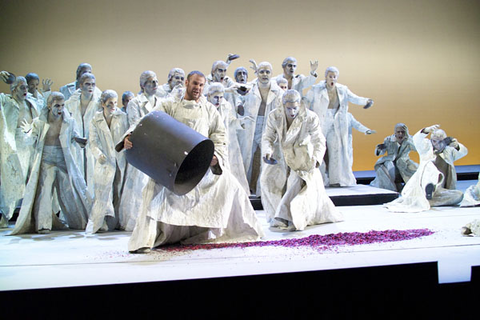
{"left": 119, "top": 93, "right": 163, "bottom": 231}
{"left": 86, "top": 110, "right": 129, "bottom": 233}
{"left": 237, "top": 80, "right": 283, "bottom": 181}
{"left": 274, "top": 73, "right": 317, "bottom": 97}
{"left": 344, "top": 112, "right": 374, "bottom": 185}
{"left": 65, "top": 89, "right": 102, "bottom": 194}
{"left": 215, "top": 99, "right": 250, "bottom": 194}
{"left": 0, "top": 93, "right": 39, "bottom": 222}
{"left": 10, "top": 109, "right": 91, "bottom": 235}
{"left": 306, "top": 81, "right": 370, "bottom": 186}
{"left": 385, "top": 129, "right": 467, "bottom": 212}
{"left": 261, "top": 106, "right": 343, "bottom": 230}
{"left": 127, "top": 96, "right": 264, "bottom": 250}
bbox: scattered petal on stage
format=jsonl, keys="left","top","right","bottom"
{"left": 159, "top": 229, "right": 434, "bottom": 253}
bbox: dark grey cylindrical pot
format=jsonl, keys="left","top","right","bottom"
{"left": 126, "top": 110, "right": 214, "bottom": 196}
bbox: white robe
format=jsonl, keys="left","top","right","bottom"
{"left": 306, "top": 82, "right": 370, "bottom": 186}
{"left": 274, "top": 73, "right": 317, "bottom": 97}
{"left": 215, "top": 99, "right": 250, "bottom": 194}
{"left": 385, "top": 129, "right": 467, "bottom": 213}
{"left": 261, "top": 106, "right": 343, "bottom": 230}
{"left": 237, "top": 80, "right": 283, "bottom": 194}
{"left": 86, "top": 110, "right": 129, "bottom": 233}
{"left": 119, "top": 93, "right": 163, "bottom": 231}
{"left": 65, "top": 89, "right": 102, "bottom": 195}
{"left": 342, "top": 112, "right": 374, "bottom": 186}
{"left": 0, "top": 94, "right": 39, "bottom": 224}
{"left": 10, "top": 109, "right": 91, "bottom": 235}
{"left": 460, "top": 173, "right": 480, "bottom": 207}
{"left": 60, "top": 81, "right": 102, "bottom": 101}
{"left": 127, "top": 96, "right": 264, "bottom": 251}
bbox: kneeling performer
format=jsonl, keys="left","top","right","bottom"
{"left": 121, "top": 71, "right": 264, "bottom": 253}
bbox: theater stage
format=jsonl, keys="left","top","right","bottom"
{"left": 0, "top": 182, "right": 479, "bottom": 318}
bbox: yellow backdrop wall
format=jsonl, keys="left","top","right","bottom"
{"left": 1, "top": 0, "right": 478, "bottom": 171}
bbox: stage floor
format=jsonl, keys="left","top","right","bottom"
{"left": 1, "top": 184, "right": 479, "bottom": 292}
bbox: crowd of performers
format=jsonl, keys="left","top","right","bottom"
{"left": 1, "top": 56, "right": 478, "bottom": 252}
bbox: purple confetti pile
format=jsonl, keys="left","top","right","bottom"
{"left": 160, "top": 229, "right": 434, "bottom": 253}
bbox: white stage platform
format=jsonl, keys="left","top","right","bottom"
{"left": 1, "top": 185, "right": 479, "bottom": 292}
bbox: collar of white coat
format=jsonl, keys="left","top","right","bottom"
{"left": 181, "top": 95, "right": 207, "bottom": 108}
{"left": 137, "top": 92, "right": 158, "bottom": 110}
{"left": 93, "top": 109, "right": 124, "bottom": 122}
{"left": 276, "top": 73, "right": 302, "bottom": 82}
{"left": 253, "top": 79, "right": 282, "bottom": 97}
{"left": 314, "top": 81, "right": 346, "bottom": 100}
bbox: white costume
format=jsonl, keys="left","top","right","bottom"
{"left": 306, "top": 81, "right": 370, "bottom": 186}
{"left": 385, "top": 129, "right": 467, "bottom": 213}
{"left": 215, "top": 99, "right": 250, "bottom": 194}
{"left": 261, "top": 106, "right": 343, "bottom": 230}
{"left": 118, "top": 93, "right": 162, "bottom": 231}
{"left": 274, "top": 73, "right": 316, "bottom": 97}
{"left": 238, "top": 80, "right": 283, "bottom": 194}
{"left": 225, "top": 87, "right": 249, "bottom": 111}
{"left": 370, "top": 130, "right": 418, "bottom": 192}
{"left": 460, "top": 173, "right": 480, "bottom": 207}
{"left": 343, "top": 112, "right": 374, "bottom": 186}
{"left": 156, "top": 83, "right": 172, "bottom": 98}
{"left": 127, "top": 96, "right": 263, "bottom": 251}
{"left": 27, "top": 90, "right": 50, "bottom": 111}
{"left": 204, "top": 74, "right": 235, "bottom": 97}
{"left": 156, "top": 83, "right": 184, "bottom": 100}
{"left": 60, "top": 81, "right": 101, "bottom": 101}
{"left": 10, "top": 108, "right": 91, "bottom": 235}
{"left": 86, "top": 110, "right": 129, "bottom": 233}
{"left": 0, "top": 93, "right": 39, "bottom": 225}
{"left": 65, "top": 89, "right": 102, "bottom": 194}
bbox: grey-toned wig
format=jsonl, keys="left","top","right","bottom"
{"left": 282, "top": 89, "right": 301, "bottom": 105}
{"left": 122, "top": 91, "right": 134, "bottom": 104}
{"left": 207, "top": 83, "right": 225, "bottom": 96}
{"left": 47, "top": 91, "right": 65, "bottom": 108}
{"left": 10, "top": 76, "right": 27, "bottom": 93}
{"left": 78, "top": 72, "right": 96, "bottom": 85}
{"left": 167, "top": 68, "right": 185, "bottom": 82}
{"left": 394, "top": 123, "right": 409, "bottom": 135}
{"left": 257, "top": 61, "right": 273, "bottom": 73}
{"left": 281, "top": 56, "right": 297, "bottom": 68}
{"left": 100, "top": 90, "right": 118, "bottom": 104}
{"left": 276, "top": 77, "right": 288, "bottom": 86}
{"left": 234, "top": 67, "right": 248, "bottom": 81}
{"left": 25, "top": 73, "right": 40, "bottom": 84}
{"left": 76, "top": 63, "right": 92, "bottom": 80}
{"left": 211, "top": 60, "right": 228, "bottom": 74}
{"left": 324, "top": 66, "right": 340, "bottom": 78}
{"left": 431, "top": 128, "right": 447, "bottom": 140}
{"left": 139, "top": 70, "right": 156, "bottom": 92}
